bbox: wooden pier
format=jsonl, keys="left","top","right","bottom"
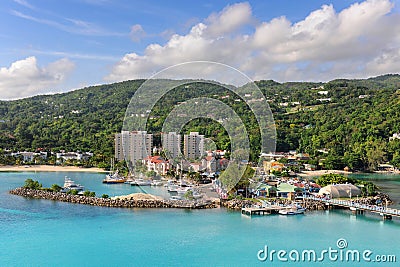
{"left": 304, "top": 196, "right": 400, "bottom": 220}
{"left": 241, "top": 205, "right": 286, "bottom": 216}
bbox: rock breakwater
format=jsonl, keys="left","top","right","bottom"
{"left": 9, "top": 188, "right": 218, "bottom": 209}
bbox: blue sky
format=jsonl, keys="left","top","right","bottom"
{"left": 1, "top": 0, "right": 400, "bottom": 99}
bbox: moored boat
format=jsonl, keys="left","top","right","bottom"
{"left": 131, "top": 178, "right": 152, "bottom": 186}
{"left": 103, "top": 170, "right": 126, "bottom": 184}
{"left": 279, "top": 205, "right": 306, "bottom": 215}
{"left": 61, "top": 176, "right": 85, "bottom": 193}
{"left": 151, "top": 180, "right": 163, "bottom": 186}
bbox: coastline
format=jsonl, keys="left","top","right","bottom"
{"left": 0, "top": 165, "right": 108, "bottom": 173}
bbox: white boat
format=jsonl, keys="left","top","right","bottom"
{"left": 169, "top": 195, "right": 183, "bottom": 201}
{"left": 167, "top": 184, "right": 179, "bottom": 192}
{"left": 192, "top": 190, "right": 203, "bottom": 199}
{"left": 279, "top": 205, "right": 306, "bottom": 215}
{"left": 103, "top": 170, "right": 126, "bottom": 184}
{"left": 61, "top": 177, "right": 85, "bottom": 192}
{"left": 103, "top": 159, "right": 126, "bottom": 184}
{"left": 166, "top": 180, "right": 179, "bottom": 192}
{"left": 151, "top": 180, "right": 163, "bottom": 186}
{"left": 131, "top": 178, "right": 152, "bottom": 186}
{"left": 176, "top": 187, "right": 190, "bottom": 195}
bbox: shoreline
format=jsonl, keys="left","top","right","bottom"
{"left": 0, "top": 165, "right": 108, "bottom": 173}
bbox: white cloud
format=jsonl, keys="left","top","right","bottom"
{"left": 130, "top": 24, "right": 146, "bottom": 42}
{"left": 0, "top": 57, "right": 74, "bottom": 100}
{"left": 106, "top": 0, "right": 400, "bottom": 83}
{"left": 13, "top": 0, "right": 35, "bottom": 10}
{"left": 11, "top": 10, "right": 126, "bottom": 37}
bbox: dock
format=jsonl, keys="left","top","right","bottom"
{"left": 241, "top": 205, "right": 286, "bottom": 216}
{"left": 304, "top": 196, "right": 400, "bottom": 220}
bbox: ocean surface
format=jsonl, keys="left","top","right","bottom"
{"left": 1, "top": 171, "right": 399, "bottom": 267}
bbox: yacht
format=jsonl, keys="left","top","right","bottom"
{"left": 279, "top": 205, "right": 306, "bottom": 215}
{"left": 102, "top": 169, "right": 126, "bottom": 184}
{"left": 102, "top": 159, "right": 126, "bottom": 184}
{"left": 131, "top": 178, "right": 152, "bottom": 186}
{"left": 151, "top": 180, "right": 163, "bottom": 186}
{"left": 169, "top": 195, "right": 183, "bottom": 201}
{"left": 61, "top": 177, "right": 85, "bottom": 193}
{"left": 176, "top": 187, "right": 190, "bottom": 195}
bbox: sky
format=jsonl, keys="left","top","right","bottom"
{"left": 1, "top": 0, "right": 400, "bottom": 100}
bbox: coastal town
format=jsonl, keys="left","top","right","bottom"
{"left": 6, "top": 128, "right": 400, "bottom": 221}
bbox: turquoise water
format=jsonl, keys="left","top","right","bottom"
{"left": 1, "top": 172, "right": 399, "bottom": 266}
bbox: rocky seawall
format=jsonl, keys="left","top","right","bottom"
{"left": 9, "top": 188, "right": 219, "bottom": 209}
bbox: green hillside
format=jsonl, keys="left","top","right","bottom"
{"left": 0, "top": 74, "right": 399, "bottom": 170}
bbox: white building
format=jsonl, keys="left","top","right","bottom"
{"left": 162, "top": 132, "right": 181, "bottom": 160}
{"left": 56, "top": 151, "right": 93, "bottom": 161}
{"left": 12, "top": 151, "right": 48, "bottom": 162}
{"left": 184, "top": 132, "right": 204, "bottom": 160}
{"left": 115, "top": 131, "right": 153, "bottom": 165}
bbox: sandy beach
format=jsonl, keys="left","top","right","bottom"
{"left": 298, "top": 169, "right": 353, "bottom": 177}
{"left": 0, "top": 165, "right": 107, "bottom": 173}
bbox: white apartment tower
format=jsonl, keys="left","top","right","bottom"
{"left": 162, "top": 132, "right": 181, "bottom": 160}
{"left": 184, "top": 132, "right": 204, "bottom": 160}
{"left": 115, "top": 131, "right": 153, "bottom": 165}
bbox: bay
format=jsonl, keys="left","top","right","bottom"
{"left": 1, "top": 172, "right": 399, "bottom": 266}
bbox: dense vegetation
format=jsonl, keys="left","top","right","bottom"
{"left": 1, "top": 74, "right": 399, "bottom": 171}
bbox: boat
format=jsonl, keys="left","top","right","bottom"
{"left": 176, "top": 187, "right": 190, "bottom": 195}
{"left": 102, "top": 169, "right": 126, "bottom": 184}
{"left": 169, "top": 195, "right": 183, "bottom": 201}
{"left": 151, "top": 180, "right": 163, "bottom": 186}
{"left": 166, "top": 180, "right": 179, "bottom": 192}
{"left": 131, "top": 178, "right": 152, "bottom": 186}
{"left": 279, "top": 205, "right": 306, "bottom": 215}
{"left": 61, "top": 176, "right": 85, "bottom": 193}
{"left": 191, "top": 190, "right": 203, "bottom": 199}
{"left": 102, "top": 159, "right": 126, "bottom": 184}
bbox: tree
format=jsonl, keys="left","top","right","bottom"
{"left": 51, "top": 184, "right": 62, "bottom": 192}
{"left": 184, "top": 190, "right": 194, "bottom": 200}
{"left": 23, "top": 179, "right": 42, "bottom": 189}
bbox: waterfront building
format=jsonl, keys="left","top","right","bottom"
{"left": 183, "top": 132, "right": 204, "bottom": 160}
{"left": 11, "top": 151, "right": 48, "bottom": 163}
{"left": 142, "top": 156, "right": 170, "bottom": 176}
{"left": 115, "top": 131, "right": 153, "bottom": 165}
{"left": 56, "top": 151, "right": 93, "bottom": 162}
{"left": 162, "top": 132, "right": 181, "bottom": 160}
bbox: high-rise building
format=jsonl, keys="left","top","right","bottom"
{"left": 162, "top": 132, "right": 181, "bottom": 160}
{"left": 184, "top": 132, "right": 204, "bottom": 160}
{"left": 115, "top": 131, "right": 153, "bottom": 165}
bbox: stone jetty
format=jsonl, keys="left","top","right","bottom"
{"left": 9, "top": 188, "right": 219, "bottom": 209}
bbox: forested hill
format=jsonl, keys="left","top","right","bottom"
{"left": 0, "top": 74, "right": 399, "bottom": 170}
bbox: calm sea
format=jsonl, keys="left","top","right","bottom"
{"left": 1, "top": 172, "right": 399, "bottom": 267}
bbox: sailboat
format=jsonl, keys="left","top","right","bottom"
{"left": 102, "top": 159, "right": 126, "bottom": 184}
